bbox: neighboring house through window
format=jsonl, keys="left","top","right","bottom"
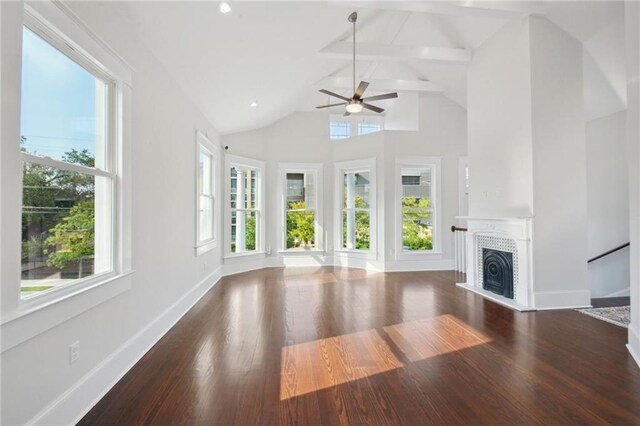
{"left": 396, "top": 157, "right": 442, "bottom": 257}
{"left": 226, "top": 155, "right": 263, "bottom": 256}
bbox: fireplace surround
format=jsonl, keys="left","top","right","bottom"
{"left": 456, "top": 217, "right": 534, "bottom": 311}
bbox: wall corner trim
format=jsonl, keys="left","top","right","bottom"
{"left": 628, "top": 325, "right": 640, "bottom": 369}
{"left": 28, "top": 267, "right": 224, "bottom": 426}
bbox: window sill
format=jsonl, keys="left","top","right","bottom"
{"left": 396, "top": 251, "right": 443, "bottom": 261}
{"left": 334, "top": 250, "right": 377, "bottom": 260}
{"left": 1, "top": 270, "right": 134, "bottom": 352}
{"left": 195, "top": 240, "right": 217, "bottom": 256}
{"left": 277, "top": 249, "right": 325, "bottom": 256}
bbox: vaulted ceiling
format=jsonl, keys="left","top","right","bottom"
{"left": 110, "top": 1, "right": 626, "bottom": 134}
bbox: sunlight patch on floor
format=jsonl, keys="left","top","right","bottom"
{"left": 384, "top": 314, "right": 492, "bottom": 363}
{"left": 280, "top": 329, "right": 403, "bottom": 400}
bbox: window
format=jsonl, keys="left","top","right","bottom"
{"left": 196, "top": 132, "right": 217, "bottom": 255}
{"left": 335, "top": 158, "right": 376, "bottom": 252}
{"left": 19, "top": 24, "right": 116, "bottom": 298}
{"left": 396, "top": 157, "right": 441, "bottom": 256}
{"left": 329, "top": 121, "right": 351, "bottom": 140}
{"left": 358, "top": 122, "right": 382, "bottom": 136}
{"left": 226, "top": 155, "right": 264, "bottom": 256}
{"left": 329, "top": 115, "right": 384, "bottom": 140}
{"left": 279, "top": 164, "right": 322, "bottom": 251}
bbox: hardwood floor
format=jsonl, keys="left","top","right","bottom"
{"left": 79, "top": 267, "right": 640, "bottom": 425}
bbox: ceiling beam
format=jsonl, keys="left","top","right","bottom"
{"left": 317, "top": 77, "right": 444, "bottom": 93}
{"left": 319, "top": 41, "right": 471, "bottom": 63}
{"left": 327, "top": 1, "right": 546, "bottom": 19}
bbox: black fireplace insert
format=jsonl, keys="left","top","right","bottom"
{"left": 482, "top": 248, "right": 514, "bottom": 299}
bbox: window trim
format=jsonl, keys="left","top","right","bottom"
{"left": 395, "top": 156, "right": 443, "bottom": 260}
{"left": 334, "top": 158, "right": 377, "bottom": 256}
{"left": 18, "top": 8, "right": 123, "bottom": 304}
{"left": 195, "top": 131, "right": 218, "bottom": 256}
{"left": 224, "top": 154, "right": 265, "bottom": 258}
{"left": 277, "top": 162, "right": 324, "bottom": 253}
{"left": 1, "top": 1, "right": 134, "bottom": 350}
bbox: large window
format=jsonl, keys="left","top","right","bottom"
{"left": 196, "top": 132, "right": 217, "bottom": 255}
{"left": 396, "top": 157, "right": 441, "bottom": 256}
{"left": 226, "top": 155, "right": 263, "bottom": 256}
{"left": 335, "top": 159, "right": 376, "bottom": 252}
{"left": 19, "top": 24, "right": 115, "bottom": 298}
{"left": 279, "top": 164, "right": 322, "bottom": 251}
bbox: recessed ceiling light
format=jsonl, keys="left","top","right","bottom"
{"left": 219, "top": 2, "right": 231, "bottom": 14}
{"left": 250, "top": 101, "right": 258, "bottom": 107}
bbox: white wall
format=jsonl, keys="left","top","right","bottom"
{"left": 625, "top": 1, "right": 640, "bottom": 368}
{"left": 1, "top": 2, "right": 224, "bottom": 424}
{"left": 222, "top": 95, "right": 468, "bottom": 271}
{"left": 529, "top": 16, "right": 589, "bottom": 305}
{"left": 586, "top": 111, "right": 630, "bottom": 298}
{"left": 467, "top": 18, "right": 534, "bottom": 218}
{"left": 467, "top": 16, "right": 590, "bottom": 309}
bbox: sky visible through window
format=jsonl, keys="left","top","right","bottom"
{"left": 20, "top": 27, "right": 100, "bottom": 160}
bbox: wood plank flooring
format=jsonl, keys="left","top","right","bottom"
{"left": 79, "top": 267, "right": 640, "bottom": 425}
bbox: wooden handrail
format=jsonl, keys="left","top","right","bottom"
{"left": 587, "top": 242, "right": 630, "bottom": 263}
{"left": 451, "top": 225, "right": 468, "bottom": 232}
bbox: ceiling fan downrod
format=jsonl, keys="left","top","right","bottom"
{"left": 348, "top": 11, "right": 357, "bottom": 97}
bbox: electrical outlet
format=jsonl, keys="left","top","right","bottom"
{"left": 69, "top": 341, "right": 80, "bottom": 365}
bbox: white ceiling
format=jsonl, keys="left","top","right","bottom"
{"left": 109, "top": 1, "right": 626, "bottom": 134}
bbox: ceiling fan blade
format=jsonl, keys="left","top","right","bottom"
{"left": 319, "top": 89, "right": 352, "bottom": 102}
{"left": 362, "top": 103, "right": 384, "bottom": 113}
{"left": 316, "top": 102, "right": 347, "bottom": 109}
{"left": 354, "top": 81, "right": 369, "bottom": 99}
{"left": 362, "top": 92, "right": 398, "bottom": 102}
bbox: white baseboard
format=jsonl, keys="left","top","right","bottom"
{"left": 628, "top": 325, "right": 640, "bottom": 370}
{"left": 28, "top": 267, "right": 223, "bottom": 426}
{"left": 533, "top": 289, "right": 592, "bottom": 310}
{"left": 384, "top": 259, "right": 454, "bottom": 272}
{"left": 602, "top": 287, "right": 631, "bottom": 298}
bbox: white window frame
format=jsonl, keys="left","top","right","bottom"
{"left": 334, "top": 158, "right": 377, "bottom": 257}
{"left": 277, "top": 163, "right": 324, "bottom": 253}
{"left": 195, "top": 131, "right": 218, "bottom": 256}
{"left": 395, "top": 156, "right": 442, "bottom": 260}
{"left": 1, "top": 1, "right": 134, "bottom": 352}
{"left": 224, "top": 154, "right": 265, "bottom": 258}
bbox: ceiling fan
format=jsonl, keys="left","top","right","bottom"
{"left": 316, "top": 11, "right": 398, "bottom": 116}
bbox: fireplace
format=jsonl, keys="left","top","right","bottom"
{"left": 455, "top": 217, "right": 534, "bottom": 310}
{"left": 482, "top": 248, "right": 514, "bottom": 299}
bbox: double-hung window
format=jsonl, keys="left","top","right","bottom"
{"left": 396, "top": 157, "right": 441, "bottom": 256}
{"left": 19, "top": 22, "right": 117, "bottom": 298}
{"left": 335, "top": 158, "right": 376, "bottom": 252}
{"left": 279, "top": 163, "right": 322, "bottom": 251}
{"left": 226, "top": 155, "right": 264, "bottom": 256}
{"left": 196, "top": 131, "right": 217, "bottom": 255}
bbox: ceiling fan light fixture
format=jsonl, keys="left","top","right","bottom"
{"left": 219, "top": 2, "right": 231, "bottom": 14}
{"left": 346, "top": 102, "right": 363, "bottom": 114}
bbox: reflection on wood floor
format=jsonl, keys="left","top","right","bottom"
{"left": 80, "top": 267, "right": 640, "bottom": 425}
